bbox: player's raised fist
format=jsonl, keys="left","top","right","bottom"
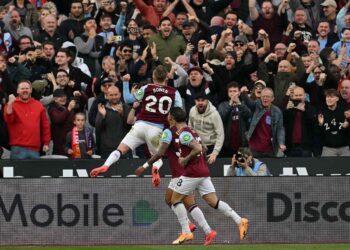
{"left": 122, "top": 74, "right": 131, "bottom": 81}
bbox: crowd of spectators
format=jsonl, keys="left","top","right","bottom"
{"left": 0, "top": 0, "right": 350, "bottom": 161}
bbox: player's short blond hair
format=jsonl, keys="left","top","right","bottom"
{"left": 153, "top": 65, "right": 168, "bottom": 83}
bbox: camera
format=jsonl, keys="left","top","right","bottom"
{"left": 235, "top": 153, "right": 246, "bottom": 164}
{"left": 292, "top": 99, "right": 301, "bottom": 107}
{"left": 73, "top": 96, "right": 81, "bottom": 110}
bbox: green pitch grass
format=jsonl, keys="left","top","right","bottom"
{"left": 1, "top": 245, "right": 350, "bottom": 250}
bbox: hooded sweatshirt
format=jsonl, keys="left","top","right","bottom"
{"left": 61, "top": 41, "right": 91, "bottom": 77}
{"left": 188, "top": 101, "right": 224, "bottom": 155}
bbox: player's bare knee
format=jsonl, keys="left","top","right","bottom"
{"left": 165, "top": 196, "right": 172, "bottom": 207}
{"left": 171, "top": 195, "right": 183, "bottom": 205}
{"left": 183, "top": 195, "right": 195, "bottom": 209}
{"left": 203, "top": 193, "right": 218, "bottom": 208}
{"left": 172, "top": 201, "right": 183, "bottom": 208}
{"left": 117, "top": 144, "right": 129, "bottom": 154}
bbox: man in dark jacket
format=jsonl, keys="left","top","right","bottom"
{"left": 59, "top": 0, "right": 85, "bottom": 41}
{"left": 218, "top": 82, "right": 251, "bottom": 157}
{"left": 199, "top": 49, "right": 258, "bottom": 104}
{"left": 48, "top": 89, "right": 75, "bottom": 155}
{"left": 95, "top": 86, "right": 131, "bottom": 157}
{"left": 283, "top": 86, "right": 316, "bottom": 157}
{"left": 36, "top": 14, "right": 66, "bottom": 50}
{"left": 88, "top": 77, "right": 115, "bottom": 127}
{"left": 243, "top": 87, "right": 286, "bottom": 158}
{"left": 177, "top": 66, "right": 216, "bottom": 113}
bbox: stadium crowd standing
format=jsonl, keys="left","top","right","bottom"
{"left": 1, "top": 0, "right": 350, "bottom": 160}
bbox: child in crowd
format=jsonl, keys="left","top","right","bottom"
{"left": 65, "top": 112, "right": 94, "bottom": 159}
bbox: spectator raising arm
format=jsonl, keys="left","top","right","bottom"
{"left": 162, "top": 0, "right": 180, "bottom": 18}
{"left": 249, "top": 0, "right": 259, "bottom": 21}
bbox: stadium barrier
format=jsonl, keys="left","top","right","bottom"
{"left": 1, "top": 157, "right": 350, "bottom": 177}
{"left": 0, "top": 177, "right": 349, "bottom": 245}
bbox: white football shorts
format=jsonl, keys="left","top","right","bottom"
{"left": 121, "top": 122, "right": 162, "bottom": 154}
{"left": 174, "top": 176, "right": 216, "bottom": 196}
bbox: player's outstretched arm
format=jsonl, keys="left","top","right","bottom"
{"left": 135, "top": 142, "right": 169, "bottom": 176}
{"left": 122, "top": 74, "right": 139, "bottom": 104}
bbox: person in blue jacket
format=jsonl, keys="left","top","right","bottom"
{"left": 227, "top": 147, "right": 272, "bottom": 176}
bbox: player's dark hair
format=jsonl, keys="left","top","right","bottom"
{"left": 153, "top": 65, "right": 168, "bottom": 83}
{"left": 170, "top": 107, "right": 187, "bottom": 123}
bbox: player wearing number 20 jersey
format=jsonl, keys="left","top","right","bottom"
{"left": 90, "top": 66, "right": 183, "bottom": 188}
{"left": 120, "top": 80, "right": 182, "bottom": 151}
{"left": 134, "top": 84, "right": 180, "bottom": 125}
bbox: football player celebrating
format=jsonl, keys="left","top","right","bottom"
{"left": 134, "top": 109, "right": 217, "bottom": 245}
{"left": 168, "top": 107, "right": 249, "bottom": 244}
{"left": 90, "top": 65, "right": 182, "bottom": 188}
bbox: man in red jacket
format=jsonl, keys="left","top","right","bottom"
{"left": 133, "top": 0, "right": 175, "bottom": 27}
{"left": 4, "top": 80, "right": 51, "bottom": 159}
